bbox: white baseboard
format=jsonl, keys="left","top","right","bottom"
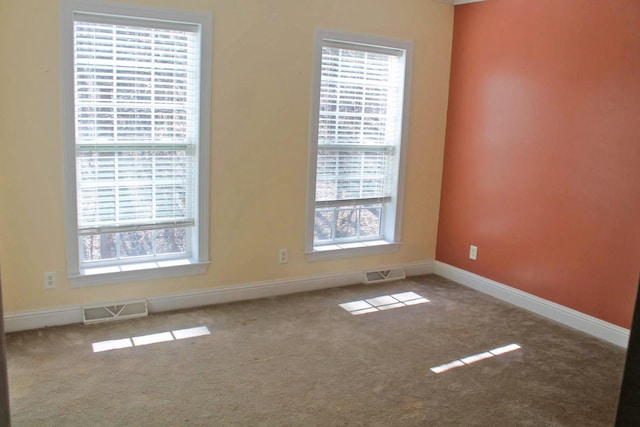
{"left": 146, "top": 270, "right": 363, "bottom": 313}
{"left": 4, "top": 261, "right": 434, "bottom": 333}
{"left": 403, "top": 260, "right": 435, "bottom": 276}
{"left": 4, "top": 306, "right": 83, "bottom": 334}
{"left": 434, "top": 261, "right": 630, "bottom": 348}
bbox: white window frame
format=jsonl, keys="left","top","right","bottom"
{"left": 60, "top": 0, "right": 212, "bottom": 286}
{"left": 305, "top": 29, "right": 413, "bottom": 261}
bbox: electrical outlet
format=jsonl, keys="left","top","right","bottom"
{"left": 44, "top": 272, "right": 57, "bottom": 289}
{"left": 469, "top": 245, "right": 478, "bottom": 260}
{"left": 279, "top": 248, "right": 288, "bottom": 264}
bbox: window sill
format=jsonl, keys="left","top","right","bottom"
{"left": 305, "top": 240, "right": 400, "bottom": 262}
{"left": 68, "top": 259, "right": 209, "bottom": 288}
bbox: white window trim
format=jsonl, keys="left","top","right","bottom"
{"left": 305, "top": 29, "right": 413, "bottom": 262}
{"left": 60, "top": 0, "right": 212, "bottom": 286}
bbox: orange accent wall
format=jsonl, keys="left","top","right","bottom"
{"left": 437, "top": 0, "right": 640, "bottom": 328}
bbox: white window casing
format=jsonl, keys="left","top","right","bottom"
{"left": 306, "top": 29, "right": 413, "bottom": 261}
{"left": 60, "top": 0, "right": 211, "bottom": 286}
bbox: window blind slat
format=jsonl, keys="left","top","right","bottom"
{"left": 78, "top": 219, "right": 195, "bottom": 236}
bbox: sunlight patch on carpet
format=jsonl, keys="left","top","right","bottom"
{"left": 340, "top": 291, "right": 429, "bottom": 315}
{"left": 91, "top": 338, "right": 133, "bottom": 352}
{"left": 132, "top": 332, "right": 174, "bottom": 347}
{"left": 431, "top": 343, "right": 522, "bottom": 374}
{"left": 92, "top": 326, "right": 211, "bottom": 353}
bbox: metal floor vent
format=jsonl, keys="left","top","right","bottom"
{"left": 362, "top": 267, "right": 406, "bottom": 284}
{"left": 83, "top": 300, "right": 148, "bottom": 324}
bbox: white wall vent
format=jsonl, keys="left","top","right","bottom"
{"left": 82, "top": 300, "right": 148, "bottom": 324}
{"left": 363, "top": 267, "right": 406, "bottom": 284}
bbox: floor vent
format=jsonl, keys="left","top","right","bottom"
{"left": 82, "top": 300, "right": 148, "bottom": 324}
{"left": 363, "top": 267, "right": 406, "bottom": 284}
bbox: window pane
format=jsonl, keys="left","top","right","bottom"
{"left": 82, "top": 228, "right": 188, "bottom": 263}
{"left": 359, "top": 206, "right": 382, "bottom": 237}
{"left": 318, "top": 47, "right": 400, "bottom": 146}
{"left": 335, "top": 208, "right": 358, "bottom": 239}
{"left": 77, "top": 150, "right": 192, "bottom": 229}
{"left": 315, "top": 149, "right": 393, "bottom": 202}
{"left": 82, "top": 233, "right": 118, "bottom": 262}
{"left": 119, "top": 231, "right": 154, "bottom": 258}
{"left": 155, "top": 227, "right": 187, "bottom": 255}
{"left": 314, "top": 204, "right": 383, "bottom": 244}
{"left": 74, "top": 21, "right": 196, "bottom": 145}
{"left": 314, "top": 209, "right": 334, "bottom": 242}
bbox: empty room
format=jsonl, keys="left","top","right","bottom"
{"left": 0, "top": 0, "right": 638, "bottom": 425}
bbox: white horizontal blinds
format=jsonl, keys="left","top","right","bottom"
{"left": 73, "top": 16, "right": 199, "bottom": 244}
{"left": 314, "top": 41, "right": 404, "bottom": 243}
{"left": 76, "top": 148, "right": 193, "bottom": 235}
{"left": 316, "top": 44, "right": 402, "bottom": 205}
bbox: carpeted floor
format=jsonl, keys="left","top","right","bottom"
{"left": 6, "top": 275, "right": 626, "bottom": 426}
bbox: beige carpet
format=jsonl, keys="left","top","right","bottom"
{"left": 6, "top": 275, "right": 625, "bottom": 426}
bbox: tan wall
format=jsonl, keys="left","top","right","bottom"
{"left": 0, "top": 0, "right": 453, "bottom": 313}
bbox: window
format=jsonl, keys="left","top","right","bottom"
{"left": 306, "top": 30, "right": 413, "bottom": 260}
{"left": 61, "top": 0, "right": 211, "bottom": 286}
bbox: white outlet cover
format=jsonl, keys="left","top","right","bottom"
{"left": 279, "top": 249, "right": 288, "bottom": 264}
{"left": 469, "top": 245, "right": 478, "bottom": 260}
{"left": 44, "top": 272, "right": 57, "bottom": 289}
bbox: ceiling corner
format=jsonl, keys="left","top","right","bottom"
{"left": 453, "top": 0, "right": 486, "bottom": 5}
{"left": 434, "top": 0, "right": 486, "bottom": 5}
